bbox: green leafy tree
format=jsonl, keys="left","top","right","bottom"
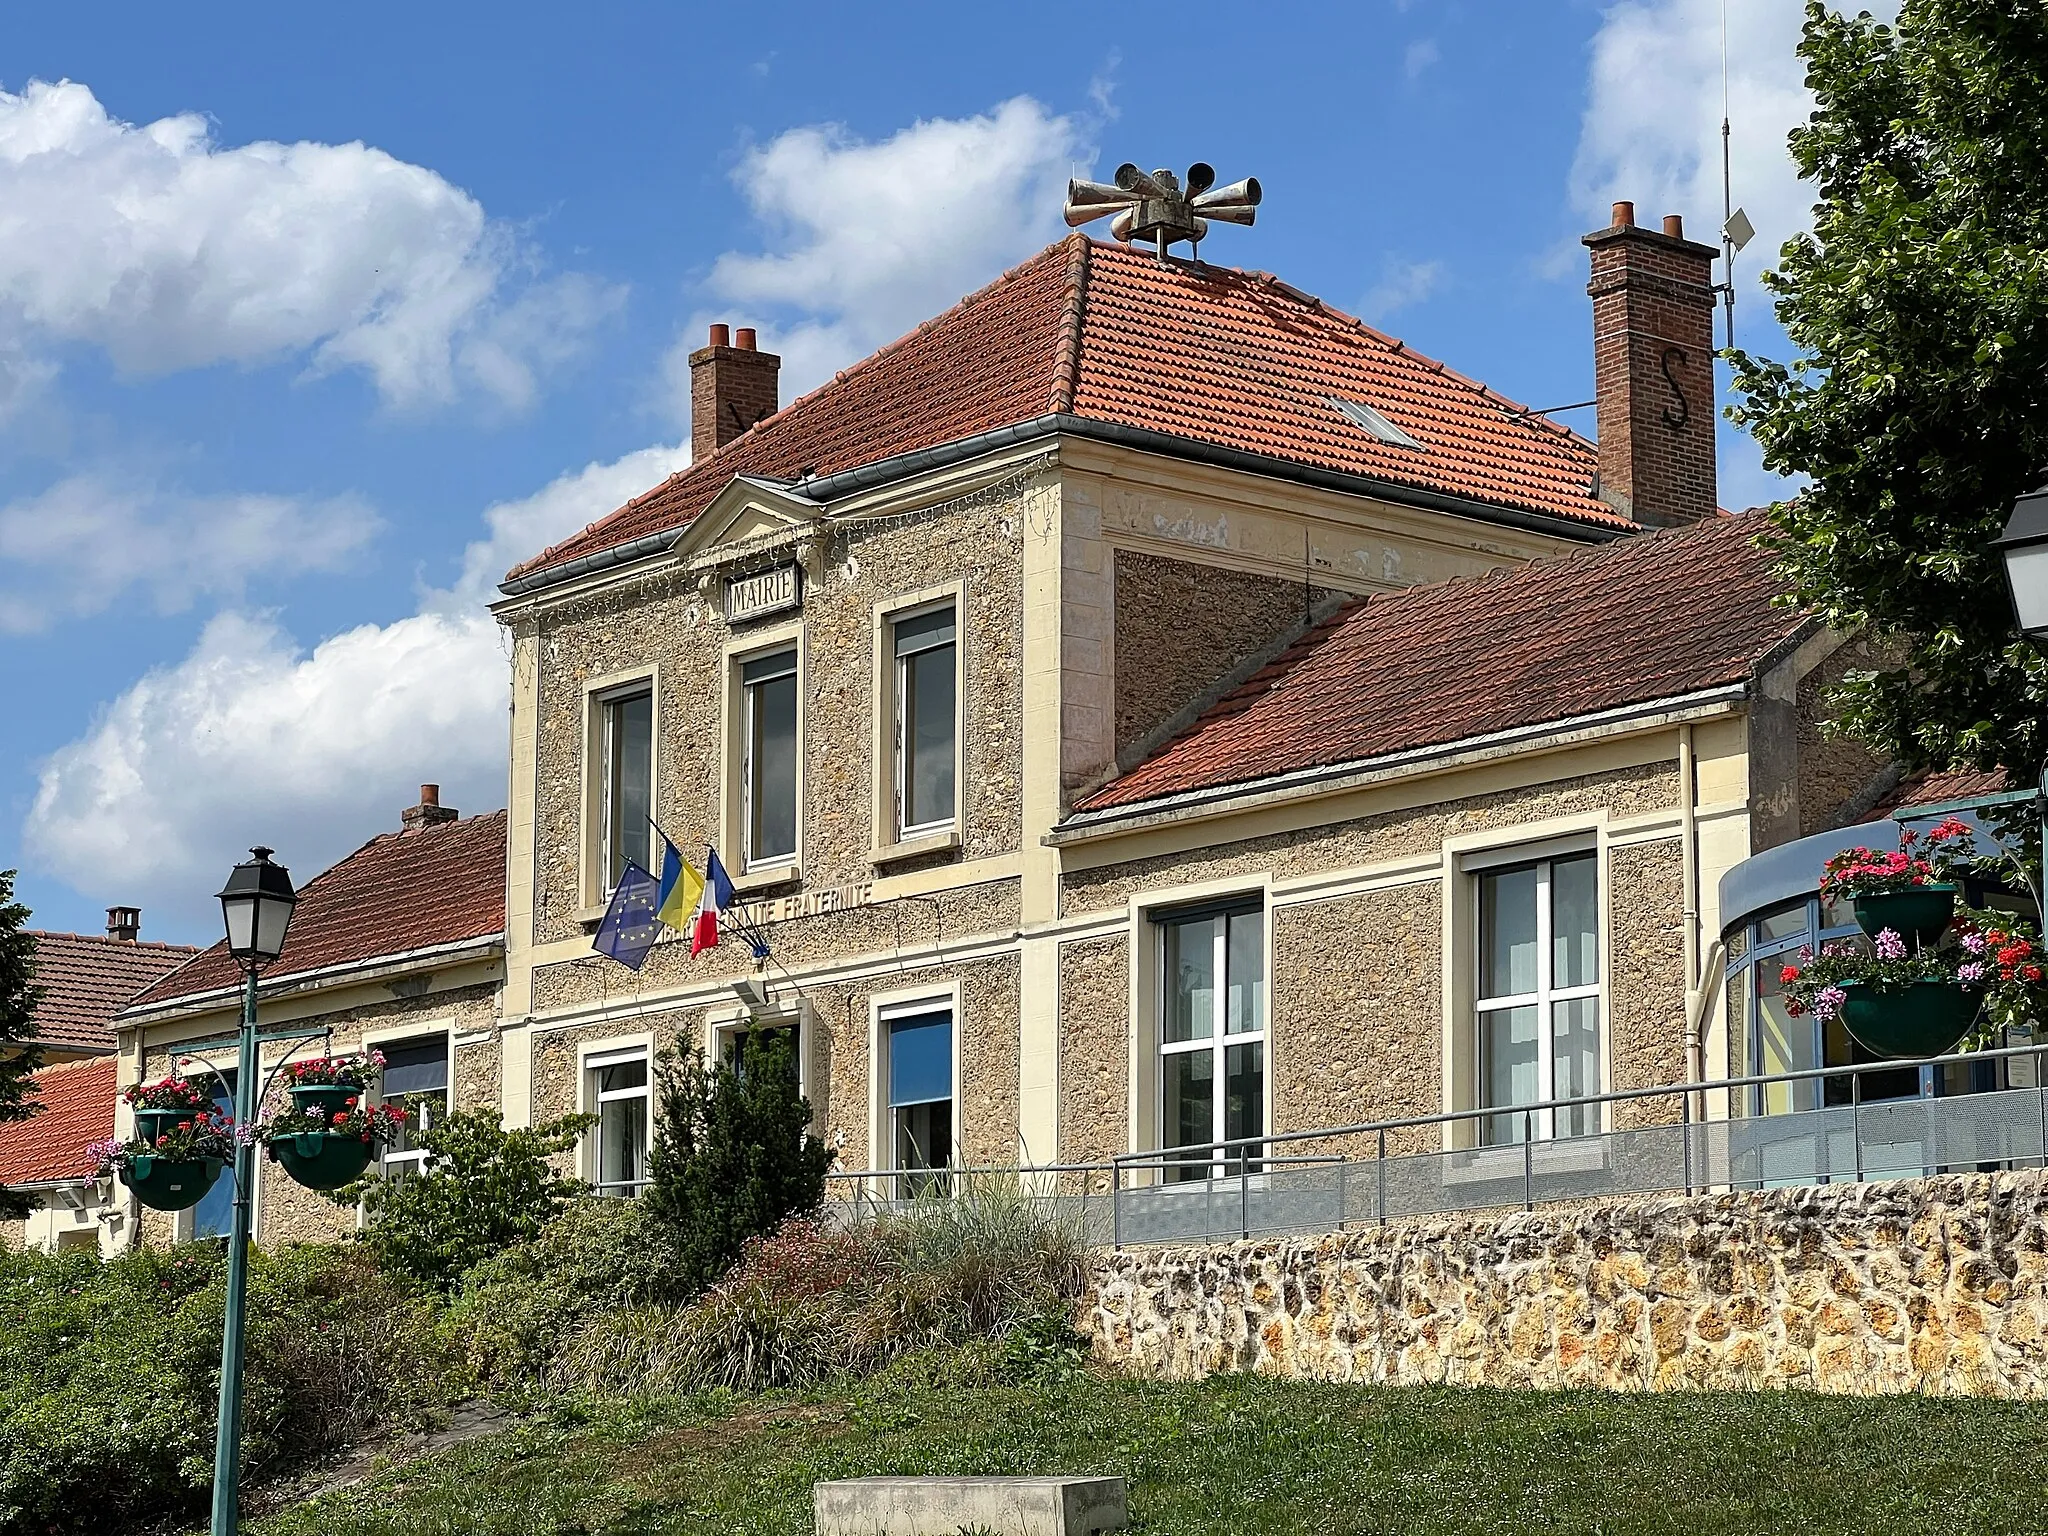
{"left": 644, "top": 1029, "right": 834, "bottom": 1295}
{"left": 349, "top": 1109, "right": 594, "bottom": 1290}
{"left": 1730, "top": 3, "right": 2048, "bottom": 782}
{"left": 0, "top": 870, "right": 46, "bottom": 1222}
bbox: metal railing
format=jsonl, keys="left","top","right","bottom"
{"left": 822, "top": 1041, "right": 2048, "bottom": 1249}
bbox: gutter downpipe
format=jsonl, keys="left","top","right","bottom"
{"left": 1678, "top": 723, "right": 1707, "bottom": 1100}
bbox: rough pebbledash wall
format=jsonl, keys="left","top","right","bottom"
{"left": 1083, "top": 1170, "right": 2048, "bottom": 1396}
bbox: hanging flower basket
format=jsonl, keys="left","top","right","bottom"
{"left": 1852, "top": 885, "right": 1957, "bottom": 947}
{"left": 1838, "top": 979, "right": 1984, "bottom": 1059}
{"left": 267, "top": 1132, "right": 374, "bottom": 1190}
{"left": 123, "top": 1153, "right": 225, "bottom": 1212}
{"left": 278, "top": 1049, "right": 387, "bottom": 1122}
{"left": 123, "top": 1075, "right": 212, "bottom": 1144}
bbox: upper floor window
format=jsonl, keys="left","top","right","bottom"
{"left": 1477, "top": 852, "right": 1599, "bottom": 1145}
{"left": 378, "top": 1035, "right": 450, "bottom": 1180}
{"left": 741, "top": 648, "right": 799, "bottom": 870}
{"left": 1156, "top": 901, "right": 1265, "bottom": 1181}
{"left": 891, "top": 604, "right": 956, "bottom": 837}
{"left": 600, "top": 688, "right": 653, "bottom": 892}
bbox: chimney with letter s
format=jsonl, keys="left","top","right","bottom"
{"left": 1583, "top": 202, "right": 1719, "bottom": 526}
{"left": 402, "top": 783, "right": 459, "bottom": 832}
{"left": 688, "top": 323, "right": 781, "bottom": 464}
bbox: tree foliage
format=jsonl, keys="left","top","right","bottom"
{"left": 0, "top": 869, "right": 46, "bottom": 1223}
{"left": 644, "top": 1029, "right": 834, "bottom": 1295}
{"left": 350, "top": 1109, "right": 594, "bottom": 1291}
{"left": 1729, "top": 2, "right": 2048, "bottom": 778}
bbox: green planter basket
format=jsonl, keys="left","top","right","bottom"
{"left": 1852, "top": 885, "right": 1958, "bottom": 947}
{"left": 131, "top": 1108, "right": 184, "bottom": 1143}
{"left": 270, "top": 1131, "right": 374, "bottom": 1191}
{"left": 288, "top": 1082, "right": 366, "bottom": 1119}
{"left": 1839, "top": 979, "right": 1982, "bottom": 1059}
{"left": 124, "top": 1154, "right": 224, "bottom": 1212}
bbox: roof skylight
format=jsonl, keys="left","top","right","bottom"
{"left": 1327, "top": 395, "right": 1422, "bottom": 450}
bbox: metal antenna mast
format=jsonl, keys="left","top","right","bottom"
{"left": 1718, "top": 0, "right": 1753, "bottom": 352}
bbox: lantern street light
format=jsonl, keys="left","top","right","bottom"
{"left": 209, "top": 847, "right": 296, "bottom": 1536}
{"left": 1995, "top": 488, "right": 2048, "bottom": 905}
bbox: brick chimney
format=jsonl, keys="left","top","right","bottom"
{"left": 688, "top": 323, "right": 780, "bottom": 464}
{"left": 105, "top": 906, "right": 140, "bottom": 942}
{"left": 401, "top": 784, "right": 459, "bottom": 831}
{"left": 1583, "top": 202, "right": 1720, "bottom": 526}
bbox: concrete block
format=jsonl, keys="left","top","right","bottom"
{"left": 813, "top": 1475, "right": 1128, "bottom": 1536}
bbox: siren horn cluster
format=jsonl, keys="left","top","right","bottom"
{"left": 1063, "top": 161, "right": 1263, "bottom": 261}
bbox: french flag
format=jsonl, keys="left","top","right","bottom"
{"left": 691, "top": 848, "right": 735, "bottom": 956}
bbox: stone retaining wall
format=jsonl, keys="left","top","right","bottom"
{"left": 1081, "top": 1171, "right": 2048, "bottom": 1396}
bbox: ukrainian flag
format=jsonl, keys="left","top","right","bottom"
{"left": 653, "top": 831, "right": 704, "bottom": 935}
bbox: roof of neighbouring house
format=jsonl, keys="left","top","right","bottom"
{"left": 0, "top": 1056, "right": 116, "bottom": 1185}
{"left": 1875, "top": 765, "right": 2013, "bottom": 817}
{"left": 25, "top": 931, "right": 200, "bottom": 1054}
{"left": 504, "top": 235, "right": 1625, "bottom": 588}
{"left": 126, "top": 811, "right": 508, "bottom": 1014}
{"left": 1073, "top": 512, "right": 1805, "bottom": 816}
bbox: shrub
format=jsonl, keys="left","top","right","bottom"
{"left": 352, "top": 1109, "right": 595, "bottom": 1291}
{"left": 642, "top": 1030, "right": 833, "bottom": 1295}
{"left": 0, "top": 1243, "right": 450, "bottom": 1535}
{"left": 442, "top": 1195, "right": 684, "bottom": 1386}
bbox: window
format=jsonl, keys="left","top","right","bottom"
{"left": 718, "top": 1017, "right": 803, "bottom": 1093}
{"left": 1477, "top": 853, "right": 1600, "bottom": 1145}
{"left": 883, "top": 1007, "right": 953, "bottom": 1197}
{"left": 378, "top": 1036, "right": 450, "bottom": 1179}
{"left": 891, "top": 604, "right": 956, "bottom": 837}
{"left": 741, "top": 648, "right": 798, "bottom": 870}
{"left": 1156, "top": 902, "right": 1265, "bottom": 1181}
{"left": 599, "top": 688, "right": 654, "bottom": 893}
{"left": 587, "top": 1048, "right": 651, "bottom": 1197}
{"left": 188, "top": 1071, "right": 236, "bottom": 1242}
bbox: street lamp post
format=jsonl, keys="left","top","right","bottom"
{"left": 209, "top": 847, "right": 297, "bottom": 1536}
{"left": 1995, "top": 488, "right": 2048, "bottom": 900}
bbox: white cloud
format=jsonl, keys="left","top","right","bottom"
{"left": 1359, "top": 258, "right": 1444, "bottom": 322}
{"left": 1569, "top": 0, "right": 1901, "bottom": 511}
{"left": 670, "top": 96, "right": 1087, "bottom": 409}
{"left": 0, "top": 79, "right": 616, "bottom": 410}
{"left": 0, "top": 475, "right": 379, "bottom": 633}
{"left": 26, "top": 440, "right": 688, "bottom": 930}
{"left": 1404, "top": 39, "right": 1441, "bottom": 79}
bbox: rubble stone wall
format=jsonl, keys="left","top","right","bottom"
{"left": 1082, "top": 1171, "right": 2048, "bottom": 1396}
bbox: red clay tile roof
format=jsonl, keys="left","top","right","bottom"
{"left": 0, "top": 1056, "right": 115, "bottom": 1185}
{"left": 1076, "top": 514, "right": 1804, "bottom": 815}
{"left": 128, "top": 812, "right": 507, "bottom": 1012}
{"left": 25, "top": 931, "right": 198, "bottom": 1053}
{"left": 1876, "top": 765, "right": 2012, "bottom": 816}
{"left": 505, "top": 236, "right": 1621, "bottom": 586}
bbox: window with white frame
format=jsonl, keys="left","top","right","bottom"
{"left": 378, "top": 1035, "right": 450, "bottom": 1180}
{"left": 890, "top": 603, "right": 956, "bottom": 838}
{"left": 599, "top": 687, "right": 654, "bottom": 893}
{"left": 740, "top": 648, "right": 799, "bottom": 870}
{"left": 881, "top": 1005, "right": 953, "bottom": 1197}
{"left": 586, "top": 1047, "right": 651, "bottom": 1197}
{"left": 717, "top": 1016, "right": 804, "bottom": 1096}
{"left": 1476, "top": 851, "right": 1601, "bottom": 1145}
{"left": 1156, "top": 901, "right": 1266, "bottom": 1181}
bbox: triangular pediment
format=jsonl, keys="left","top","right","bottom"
{"left": 675, "top": 474, "right": 824, "bottom": 560}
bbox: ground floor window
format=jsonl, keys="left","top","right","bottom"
{"left": 586, "top": 1047, "right": 651, "bottom": 1197}
{"left": 187, "top": 1069, "right": 236, "bottom": 1242}
{"left": 1156, "top": 900, "right": 1265, "bottom": 1181}
{"left": 882, "top": 1005, "right": 953, "bottom": 1197}
{"left": 377, "top": 1035, "right": 450, "bottom": 1179}
{"left": 1476, "top": 851, "right": 1601, "bottom": 1145}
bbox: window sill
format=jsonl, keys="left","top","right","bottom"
{"left": 731, "top": 864, "right": 802, "bottom": 898}
{"left": 573, "top": 903, "right": 608, "bottom": 930}
{"left": 871, "top": 828, "right": 960, "bottom": 867}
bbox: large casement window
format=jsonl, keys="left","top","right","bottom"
{"left": 891, "top": 603, "right": 957, "bottom": 838}
{"left": 586, "top": 1046, "right": 651, "bottom": 1197}
{"left": 378, "top": 1035, "right": 450, "bottom": 1179}
{"left": 1476, "top": 852, "right": 1601, "bottom": 1145}
{"left": 1156, "top": 901, "right": 1266, "bottom": 1181}
{"left": 741, "top": 648, "right": 799, "bottom": 871}
{"left": 599, "top": 687, "right": 654, "bottom": 894}
{"left": 882, "top": 1004, "right": 954, "bottom": 1197}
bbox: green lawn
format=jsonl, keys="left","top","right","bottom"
{"left": 242, "top": 1357, "right": 2048, "bottom": 1536}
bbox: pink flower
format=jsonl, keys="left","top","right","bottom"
{"left": 1962, "top": 930, "right": 1987, "bottom": 955}
{"left": 1814, "top": 985, "right": 1849, "bottom": 1021}
{"left": 1959, "top": 962, "right": 1987, "bottom": 984}
{"left": 1873, "top": 928, "right": 1908, "bottom": 960}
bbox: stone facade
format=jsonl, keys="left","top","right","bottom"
{"left": 1083, "top": 1170, "right": 2048, "bottom": 1396}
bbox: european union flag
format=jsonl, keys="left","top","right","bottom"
{"left": 591, "top": 861, "right": 663, "bottom": 971}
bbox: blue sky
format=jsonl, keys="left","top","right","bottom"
{"left": 0, "top": 0, "right": 1850, "bottom": 943}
